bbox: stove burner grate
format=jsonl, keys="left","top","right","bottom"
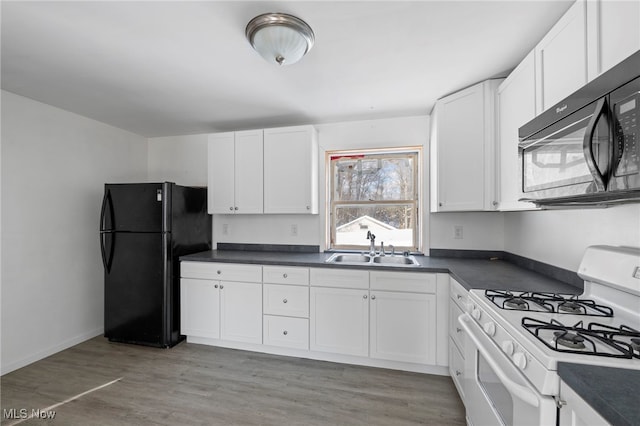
{"left": 522, "top": 317, "right": 635, "bottom": 358}
{"left": 485, "top": 290, "right": 614, "bottom": 317}
{"left": 587, "top": 323, "right": 640, "bottom": 359}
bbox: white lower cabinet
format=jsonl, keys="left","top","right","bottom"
{"left": 310, "top": 286, "right": 370, "bottom": 357}
{"left": 448, "top": 278, "right": 468, "bottom": 402}
{"left": 182, "top": 262, "right": 452, "bottom": 373}
{"left": 370, "top": 291, "right": 436, "bottom": 364}
{"left": 180, "top": 262, "right": 262, "bottom": 345}
{"left": 180, "top": 278, "right": 220, "bottom": 339}
{"left": 220, "top": 281, "right": 262, "bottom": 344}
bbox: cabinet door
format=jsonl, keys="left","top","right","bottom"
{"left": 180, "top": 278, "right": 220, "bottom": 338}
{"left": 588, "top": 0, "right": 640, "bottom": 78}
{"left": 536, "top": 0, "right": 588, "bottom": 112}
{"left": 559, "top": 380, "right": 609, "bottom": 426}
{"left": 234, "top": 130, "right": 263, "bottom": 214}
{"left": 369, "top": 291, "right": 436, "bottom": 364}
{"left": 449, "top": 337, "right": 465, "bottom": 402}
{"left": 310, "top": 287, "right": 369, "bottom": 356}
{"left": 208, "top": 133, "right": 236, "bottom": 214}
{"left": 264, "top": 126, "right": 318, "bottom": 214}
{"left": 497, "top": 50, "right": 538, "bottom": 211}
{"left": 434, "top": 82, "right": 487, "bottom": 211}
{"left": 220, "top": 281, "right": 262, "bottom": 344}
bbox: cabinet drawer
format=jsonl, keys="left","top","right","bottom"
{"left": 263, "top": 284, "right": 309, "bottom": 318}
{"left": 263, "top": 266, "right": 309, "bottom": 286}
{"left": 450, "top": 277, "right": 468, "bottom": 311}
{"left": 181, "top": 262, "right": 262, "bottom": 282}
{"left": 370, "top": 271, "right": 437, "bottom": 293}
{"left": 449, "top": 337, "right": 465, "bottom": 402}
{"left": 263, "top": 315, "right": 309, "bottom": 350}
{"left": 309, "top": 268, "right": 369, "bottom": 289}
{"left": 449, "top": 301, "right": 465, "bottom": 352}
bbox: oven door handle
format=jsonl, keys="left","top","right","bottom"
{"left": 458, "top": 314, "right": 540, "bottom": 408}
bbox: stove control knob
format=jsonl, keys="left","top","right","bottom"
{"left": 483, "top": 322, "right": 496, "bottom": 336}
{"left": 471, "top": 308, "right": 482, "bottom": 320}
{"left": 502, "top": 340, "right": 514, "bottom": 355}
{"left": 466, "top": 303, "right": 474, "bottom": 314}
{"left": 513, "top": 352, "right": 527, "bottom": 369}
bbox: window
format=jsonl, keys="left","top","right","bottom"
{"left": 328, "top": 148, "right": 420, "bottom": 251}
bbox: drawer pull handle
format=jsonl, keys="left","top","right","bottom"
{"left": 457, "top": 294, "right": 462, "bottom": 300}
{"left": 283, "top": 330, "right": 288, "bottom": 336}
{"left": 283, "top": 298, "right": 288, "bottom": 304}
{"left": 283, "top": 273, "right": 288, "bottom": 278}
{"left": 456, "top": 327, "right": 462, "bottom": 333}
{"left": 220, "top": 285, "right": 224, "bottom": 289}
{"left": 455, "top": 370, "right": 462, "bottom": 376}
{"left": 217, "top": 270, "right": 221, "bottom": 275}
{"left": 363, "top": 295, "right": 368, "bottom": 299}
{"left": 214, "top": 284, "right": 219, "bottom": 289}
{"left": 371, "top": 295, "right": 376, "bottom": 300}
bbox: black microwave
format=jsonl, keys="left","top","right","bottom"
{"left": 518, "top": 50, "right": 640, "bottom": 207}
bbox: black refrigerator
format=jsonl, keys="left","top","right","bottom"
{"left": 99, "top": 182, "right": 211, "bottom": 347}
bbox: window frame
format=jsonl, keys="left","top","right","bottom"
{"left": 326, "top": 147, "right": 422, "bottom": 252}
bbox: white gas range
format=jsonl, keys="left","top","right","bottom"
{"left": 459, "top": 245, "right": 640, "bottom": 426}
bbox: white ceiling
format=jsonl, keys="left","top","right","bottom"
{"left": 1, "top": 1, "right": 573, "bottom": 138}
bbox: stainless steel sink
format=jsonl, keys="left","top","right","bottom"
{"left": 326, "top": 253, "right": 419, "bottom": 267}
{"left": 326, "top": 253, "right": 371, "bottom": 264}
{"left": 372, "top": 256, "right": 419, "bottom": 265}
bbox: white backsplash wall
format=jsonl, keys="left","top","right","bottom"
{"left": 430, "top": 212, "right": 505, "bottom": 251}
{"left": 504, "top": 204, "right": 640, "bottom": 272}
{"left": 1, "top": 91, "right": 148, "bottom": 374}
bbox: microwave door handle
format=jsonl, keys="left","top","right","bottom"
{"left": 458, "top": 314, "right": 541, "bottom": 408}
{"left": 583, "top": 98, "right": 608, "bottom": 192}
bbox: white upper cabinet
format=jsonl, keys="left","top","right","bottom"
{"left": 430, "top": 79, "right": 502, "bottom": 212}
{"left": 586, "top": 0, "right": 640, "bottom": 79}
{"left": 496, "top": 50, "right": 538, "bottom": 211}
{"left": 208, "top": 130, "right": 263, "bottom": 214}
{"left": 264, "top": 125, "right": 318, "bottom": 214}
{"left": 535, "top": 0, "right": 588, "bottom": 112}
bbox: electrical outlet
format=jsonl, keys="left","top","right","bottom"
{"left": 291, "top": 224, "right": 298, "bottom": 237}
{"left": 454, "top": 225, "right": 463, "bottom": 240}
{"left": 222, "top": 224, "right": 229, "bottom": 235}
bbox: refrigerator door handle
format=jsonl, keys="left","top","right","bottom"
{"left": 100, "top": 231, "right": 115, "bottom": 273}
{"left": 100, "top": 189, "right": 115, "bottom": 231}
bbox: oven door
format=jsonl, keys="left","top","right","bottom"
{"left": 518, "top": 97, "right": 611, "bottom": 202}
{"left": 458, "top": 314, "right": 556, "bottom": 426}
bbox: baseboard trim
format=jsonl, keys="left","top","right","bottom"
{"left": 1, "top": 327, "right": 103, "bottom": 376}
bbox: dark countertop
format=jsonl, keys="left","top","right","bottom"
{"left": 180, "top": 250, "right": 582, "bottom": 294}
{"left": 558, "top": 363, "right": 640, "bottom": 426}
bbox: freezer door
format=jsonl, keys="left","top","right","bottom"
{"left": 104, "top": 232, "right": 171, "bottom": 347}
{"left": 101, "top": 183, "right": 170, "bottom": 232}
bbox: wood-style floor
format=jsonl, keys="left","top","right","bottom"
{"left": 1, "top": 337, "right": 465, "bottom": 425}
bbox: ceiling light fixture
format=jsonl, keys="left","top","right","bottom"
{"left": 245, "top": 13, "right": 315, "bottom": 66}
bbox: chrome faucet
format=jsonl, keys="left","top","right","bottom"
{"left": 380, "top": 241, "right": 386, "bottom": 256}
{"left": 389, "top": 245, "right": 395, "bottom": 256}
{"left": 366, "top": 231, "right": 376, "bottom": 256}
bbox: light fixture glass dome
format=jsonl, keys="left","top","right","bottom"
{"left": 246, "top": 13, "right": 315, "bottom": 66}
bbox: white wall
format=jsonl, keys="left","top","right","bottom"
{"left": 1, "top": 91, "right": 148, "bottom": 374}
{"left": 150, "top": 116, "right": 506, "bottom": 252}
{"left": 504, "top": 205, "right": 640, "bottom": 271}
{"left": 147, "top": 134, "right": 208, "bottom": 186}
